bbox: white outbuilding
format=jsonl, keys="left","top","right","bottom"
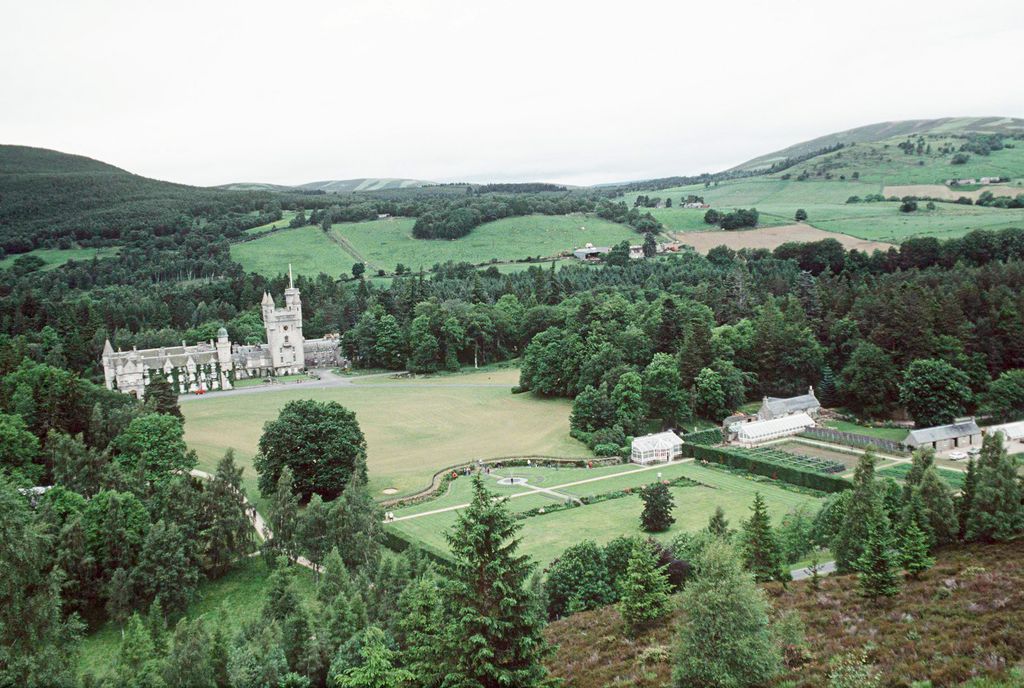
{"left": 735, "top": 412, "right": 815, "bottom": 445}
{"left": 631, "top": 431, "right": 683, "bottom": 465}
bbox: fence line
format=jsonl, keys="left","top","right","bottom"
{"left": 799, "top": 426, "right": 907, "bottom": 454}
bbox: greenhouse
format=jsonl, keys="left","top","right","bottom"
{"left": 735, "top": 413, "right": 815, "bottom": 445}
{"left": 630, "top": 431, "right": 683, "bottom": 465}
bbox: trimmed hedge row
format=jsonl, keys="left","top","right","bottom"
{"left": 681, "top": 428, "right": 723, "bottom": 446}
{"left": 689, "top": 444, "right": 852, "bottom": 494}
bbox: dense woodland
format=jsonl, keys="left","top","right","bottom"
{"left": 3, "top": 145, "right": 1024, "bottom": 686}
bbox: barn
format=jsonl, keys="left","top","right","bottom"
{"left": 905, "top": 419, "right": 982, "bottom": 451}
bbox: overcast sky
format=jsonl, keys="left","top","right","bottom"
{"left": 2, "top": 0, "right": 1022, "bottom": 187}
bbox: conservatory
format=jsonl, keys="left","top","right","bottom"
{"left": 630, "top": 431, "right": 684, "bottom": 465}
{"left": 735, "top": 413, "right": 815, "bottom": 445}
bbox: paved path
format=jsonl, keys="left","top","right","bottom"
{"left": 790, "top": 560, "right": 837, "bottom": 580}
{"left": 190, "top": 468, "right": 318, "bottom": 571}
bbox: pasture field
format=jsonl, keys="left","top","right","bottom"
{"left": 231, "top": 225, "right": 354, "bottom": 278}
{"left": 181, "top": 368, "right": 591, "bottom": 506}
{"left": 0, "top": 246, "right": 120, "bottom": 271}
{"left": 329, "top": 215, "right": 641, "bottom": 273}
{"left": 387, "top": 461, "right": 822, "bottom": 567}
{"left": 78, "top": 558, "right": 316, "bottom": 679}
{"left": 879, "top": 463, "right": 966, "bottom": 490}
{"left": 243, "top": 210, "right": 299, "bottom": 234}
{"left": 670, "top": 224, "right": 893, "bottom": 254}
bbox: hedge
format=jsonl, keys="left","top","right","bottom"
{"left": 680, "top": 428, "right": 723, "bottom": 446}
{"left": 689, "top": 445, "right": 852, "bottom": 493}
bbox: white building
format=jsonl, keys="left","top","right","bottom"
{"left": 102, "top": 267, "right": 343, "bottom": 397}
{"left": 757, "top": 388, "right": 821, "bottom": 421}
{"left": 987, "top": 421, "right": 1024, "bottom": 442}
{"left": 631, "top": 431, "right": 683, "bottom": 465}
{"left": 904, "top": 419, "right": 982, "bottom": 451}
{"left": 736, "top": 413, "right": 815, "bottom": 445}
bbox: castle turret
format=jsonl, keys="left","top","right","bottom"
{"left": 102, "top": 339, "right": 115, "bottom": 390}
{"left": 216, "top": 327, "right": 233, "bottom": 390}
{"left": 263, "top": 268, "right": 305, "bottom": 375}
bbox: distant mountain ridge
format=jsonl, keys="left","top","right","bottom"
{"left": 731, "top": 116, "right": 1024, "bottom": 172}
{"left": 216, "top": 178, "right": 435, "bottom": 193}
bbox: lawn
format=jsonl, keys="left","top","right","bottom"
{"left": 243, "top": 210, "right": 300, "bottom": 234}
{"left": 231, "top": 225, "right": 355, "bottom": 278}
{"left": 388, "top": 461, "right": 822, "bottom": 568}
{"left": 181, "top": 368, "right": 591, "bottom": 510}
{"left": 330, "top": 214, "right": 641, "bottom": 273}
{"left": 0, "top": 246, "right": 120, "bottom": 271}
{"left": 78, "top": 557, "right": 316, "bottom": 680}
{"left": 879, "top": 462, "right": 966, "bottom": 490}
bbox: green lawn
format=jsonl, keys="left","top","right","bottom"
{"left": 78, "top": 557, "right": 316, "bottom": 680}
{"left": 231, "top": 225, "right": 355, "bottom": 278}
{"left": 181, "top": 368, "right": 591, "bottom": 509}
{"left": 388, "top": 461, "right": 822, "bottom": 568}
{"left": 243, "top": 210, "right": 300, "bottom": 234}
{"left": 879, "top": 463, "right": 966, "bottom": 490}
{"left": 0, "top": 246, "right": 120, "bottom": 271}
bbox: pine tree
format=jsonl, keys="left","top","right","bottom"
{"left": 164, "top": 618, "right": 215, "bottom": 688}
{"left": 203, "top": 449, "right": 254, "bottom": 578}
{"left": 740, "top": 492, "right": 785, "bottom": 582}
{"left": 264, "top": 467, "right": 299, "bottom": 564}
{"left": 333, "top": 626, "right": 413, "bottom": 688}
{"left": 115, "top": 614, "right": 165, "bottom": 687}
{"left": 639, "top": 481, "right": 675, "bottom": 532}
{"left": 438, "top": 475, "right": 551, "bottom": 687}
{"left": 673, "top": 540, "right": 782, "bottom": 687}
{"left": 855, "top": 518, "right": 900, "bottom": 601}
{"left": 618, "top": 540, "right": 672, "bottom": 635}
{"left": 958, "top": 457, "right": 978, "bottom": 539}
{"left": 145, "top": 371, "right": 183, "bottom": 419}
{"left": 898, "top": 500, "right": 934, "bottom": 580}
{"left": 707, "top": 506, "right": 730, "bottom": 537}
{"left": 833, "top": 451, "right": 886, "bottom": 573}
{"left": 965, "top": 432, "right": 1024, "bottom": 542}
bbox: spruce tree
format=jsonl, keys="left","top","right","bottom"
{"left": 115, "top": 614, "right": 165, "bottom": 687}
{"left": 740, "top": 492, "right": 785, "bottom": 582}
{"left": 965, "top": 432, "right": 1024, "bottom": 542}
{"left": 618, "top": 540, "right": 672, "bottom": 635}
{"left": 639, "top": 481, "right": 676, "bottom": 532}
{"left": 203, "top": 449, "right": 254, "bottom": 578}
{"left": 164, "top": 618, "right": 215, "bottom": 688}
{"left": 707, "top": 505, "right": 730, "bottom": 538}
{"left": 145, "top": 371, "right": 183, "bottom": 419}
{"left": 438, "top": 475, "right": 551, "bottom": 687}
{"left": 395, "top": 576, "right": 444, "bottom": 688}
{"left": 833, "top": 451, "right": 886, "bottom": 573}
{"left": 855, "top": 518, "right": 900, "bottom": 601}
{"left": 898, "top": 502, "right": 934, "bottom": 580}
{"left": 333, "top": 626, "right": 413, "bottom": 688}
{"left": 264, "top": 467, "right": 300, "bottom": 564}
{"left": 958, "top": 457, "right": 978, "bottom": 539}
{"left": 917, "top": 468, "right": 959, "bottom": 546}
{"left": 673, "top": 540, "right": 782, "bottom": 687}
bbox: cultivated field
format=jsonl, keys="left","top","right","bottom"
{"left": 883, "top": 182, "right": 1024, "bottom": 201}
{"left": 671, "top": 224, "right": 893, "bottom": 254}
{"left": 181, "top": 368, "right": 591, "bottom": 505}
{"left": 0, "top": 246, "right": 120, "bottom": 271}
{"left": 387, "top": 460, "right": 822, "bottom": 567}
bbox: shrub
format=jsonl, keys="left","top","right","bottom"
{"left": 689, "top": 445, "right": 852, "bottom": 493}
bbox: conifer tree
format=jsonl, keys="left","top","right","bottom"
{"left": 707, "top": 505, "right": 730, "bottom": 538}
{"left": 115, "top": 614, "right": 165, "bottom": 687}
{"left": 855, "top": 518, "right": 900, "bottom": 601}
{"left": 673, "top": 540, "right": 782, "bottom": 687}
{"left": 438, "top": 475, "right": 551, "bottom": 687}
{"left": 164, "top": 618, "right": 215, "bottom": 688}
{"left": 203, "top": 449, "right": 254, "bottom": 578}
{"left": 130, "top": 519, "right": 199, "bottom": 616}
{"left": 264, "top": 467, "right": 300, "bottom": 564}
{"left": 965, "top": 432, "right": 1024, "bottom": 542}
{"left": 833, "top": 451, "right": 886, "bottom": 573}
{"left": 639, "top": 481, "right": 675, "bottom": 532}
{"left": 958, "top": 457, "right": 978, "bottom": 539}
{"left": 298, "top": 494, "right": 330, "bottom": 578}
{"left": 333, "top": 626, "right": 413, "bottom": 688}
{"left": 330, "top": 471, "right": 384, "bottom": 571}
{"left": 740, "top": 492, "right": 785, "bottom": 582}
{"left": 395, "top": 576, "right": 444, "bottom": 688}
{"left": 145, "top": 371, "right": 183, "bottom": 419}
{"left": 618, "top": 540, "right": 672, "bottom": 635}
{"left": 898, "top": 499, "right": 934, "bottom": 580}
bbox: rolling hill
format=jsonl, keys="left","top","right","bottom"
{"left": 217, "top": 177, "right": 434, "bottom": 193}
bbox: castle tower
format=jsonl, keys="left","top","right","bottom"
{"left": 263, "top": 267, "right": 306, "bottom": 375}
{"left": 216, "top": 327, "right": 233, "bottom": 390}
{"left": 102, "top": 338, "right": 115, "bottom": 390}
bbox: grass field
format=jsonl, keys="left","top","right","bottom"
{"left": 78, "top": 557, "right": 316, "bottom": 679}
{"left": 232, "top": 215, "right": 641, "bottom": 277}
{"left": 243, "top": 210, "right": 299, "bottom": 234}
{"left": 822, "top": 420, "right": 909, "bottom": 442}
{"left": 0, "top": 246, "right": 120, "bottom": 271}
{"left": 879, "top": 462, "right": 966, "bottom": 490}
{"left": 387, "top": 461, "right": 822, "bottom": 568}
{"left": 181, "top": 368, "right": 591, "bottom": 509}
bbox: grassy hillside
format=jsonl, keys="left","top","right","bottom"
{"left": 546, "top": 541, "right": 1024, "bottom": 688}
{"left": 735, "top": 117, "right": 1024, "bottom": 172}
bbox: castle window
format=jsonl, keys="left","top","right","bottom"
{"left": 284, "top": 336, "right": 289, "bottom": 343}
{"left": 283, "top": 325, "right": 288, "bottom": 331}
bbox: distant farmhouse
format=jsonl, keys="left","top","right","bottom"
{"left": 904, "top": 418, "right": 982, "bottom": 451}
{"left": 102, "top": 268, "right": 343, "bottom": 397}
{"left": 757, "top": 388, "right": 821, "bottom": 421}
{"left": 723, "top": 388, "right": 822, "bottom": 444}
{"left": 573, "top": 243, "right": 610, "bottom": 260}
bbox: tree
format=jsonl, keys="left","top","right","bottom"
{"left": 642, "top": 232, "right": 657, "bottom": 258}
{"left": 642, "top": 353, "right": 691, "bottom": 428}
{"left": 707, "top": 506, "right": 730, "bottom": 538}
{"left": 604, "top": 240, "right": 631, "bottom": 267}
{"left": 333, "top": 626, "right": 412, "bottom": 688}
{"left": 899, "top": 359, "right": 972, "bottom": 427}
{"left": 832, "top": 452, "right": 886, "bottom": 573}
{"left": 112, "top": 413, "right": 194, "bottom": 485}
{"left": 298, "top": 494, "right": 331, "bottom": 576}
{"left": 618, "top": 540, "right": 672, "bottom": 635}
{"left": 407, "top": 315, "right": 440, "bottom": 374}
{"left": 164, "top": 618, "right": 215, "bottom": 688}
{"left": 673, "top": 540, "right": 782, "bottom": 688}
{"left": 611, "top": 371, "right": 646, "bottom": 435}
{"left": 840, "top": 343, "right": 900, "bottom": 418}
{"left": 984, "top": 369, "right": 1024, "bottom": 421}
{"left": 855, "top": 517, "right": 900, "bottom": 601}
{"left": 740, "top": 493, "right": 785, "bottom": 582}
{"left": 351, "top": 262, "right": 365, "bottom": 280}
{"left": 202, "top": 450, "right": 254, "bottom": 578}
{"left": 255, "top": 399, "right": 367, "bottom": 501}
{"left": 329, "top": 472, "right": 384, "bottom": 571}
{"left": 115, "top": 614, "right": 165, "bottom": 687}
{"left": 639, "top": 481, "right": 675, "bottom": 532}
{"left": 898, "top": 493, "right": 934, "bottom": 579}
{"left": 958, "top": 457, "right": 978, "bottom": 538}
{"left": 0, "top": 412, "right": 40, "bottom": 483}
{"left": 795, "top": 208, "right": 808, "bottom": 222}
{"left": 145, "top": 372, "right": 182, "bottom": 419}
{"left": 544, "top": 540, "right": 614, "bottom": 619}
{"left": 47, "top": 430, "right": 106, "bottom": 497}
{"left": 438, "top": 476, "right": 551, "bottom": 687}
{"left": 692, "top": 367, "right": 728, "bottom": 421}
{"left": 131, "top": 519, "right": 199, "bottom": 616}
{"left": 395, "top": 576, "right": 444, "bottom": 688}
{"left": 965, "top": 432, "right": 1024, "bottom": 542}
{"left": 264, "top": 467, "right": 300, "bottom": 563}
{"left": 569, "top": 384, "right": 617, "bottom": 434}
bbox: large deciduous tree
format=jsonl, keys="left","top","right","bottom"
{"left": 899, "top": 359, "right": 972, "bottom": 427}
{"left": 255, "top": 399, "right": 367, "bottom": 501}
{"left": 112, "top": 413, "right": 194, "bottom": 485}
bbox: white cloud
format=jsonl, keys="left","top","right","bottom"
{"left": 1, "top": 0, "right": 1021, "bottom": 186}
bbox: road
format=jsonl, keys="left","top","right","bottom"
{"left": 790, "top": 560, "right": 837, "bottom": 580}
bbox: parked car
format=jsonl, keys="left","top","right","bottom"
{"left": 949, "top": 451, "right": 967, "bottom": 461}
{"left": 968, "top": 447, "right": 982, "bottom": 457}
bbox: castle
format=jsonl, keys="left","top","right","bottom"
{"left": 102, "top": 268, "right": 343, "bottom": 397}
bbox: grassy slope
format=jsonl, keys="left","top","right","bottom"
{"left": 545, "top": 540, "right": 1024, "bottom": 688}
{"left": 0, "top": 246, "right": 120, "bottom": 270}
{"left": 232, "top": 215, "right": 639, "bottom": 277}
{"left": 78, "top": 557, "right": 317, "bottom": 680}
{"left": 181, "top": 368, "right": 591, "bottom": 505}
{"left": 388, "top": 462, "right": 820, "bottom": 568}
